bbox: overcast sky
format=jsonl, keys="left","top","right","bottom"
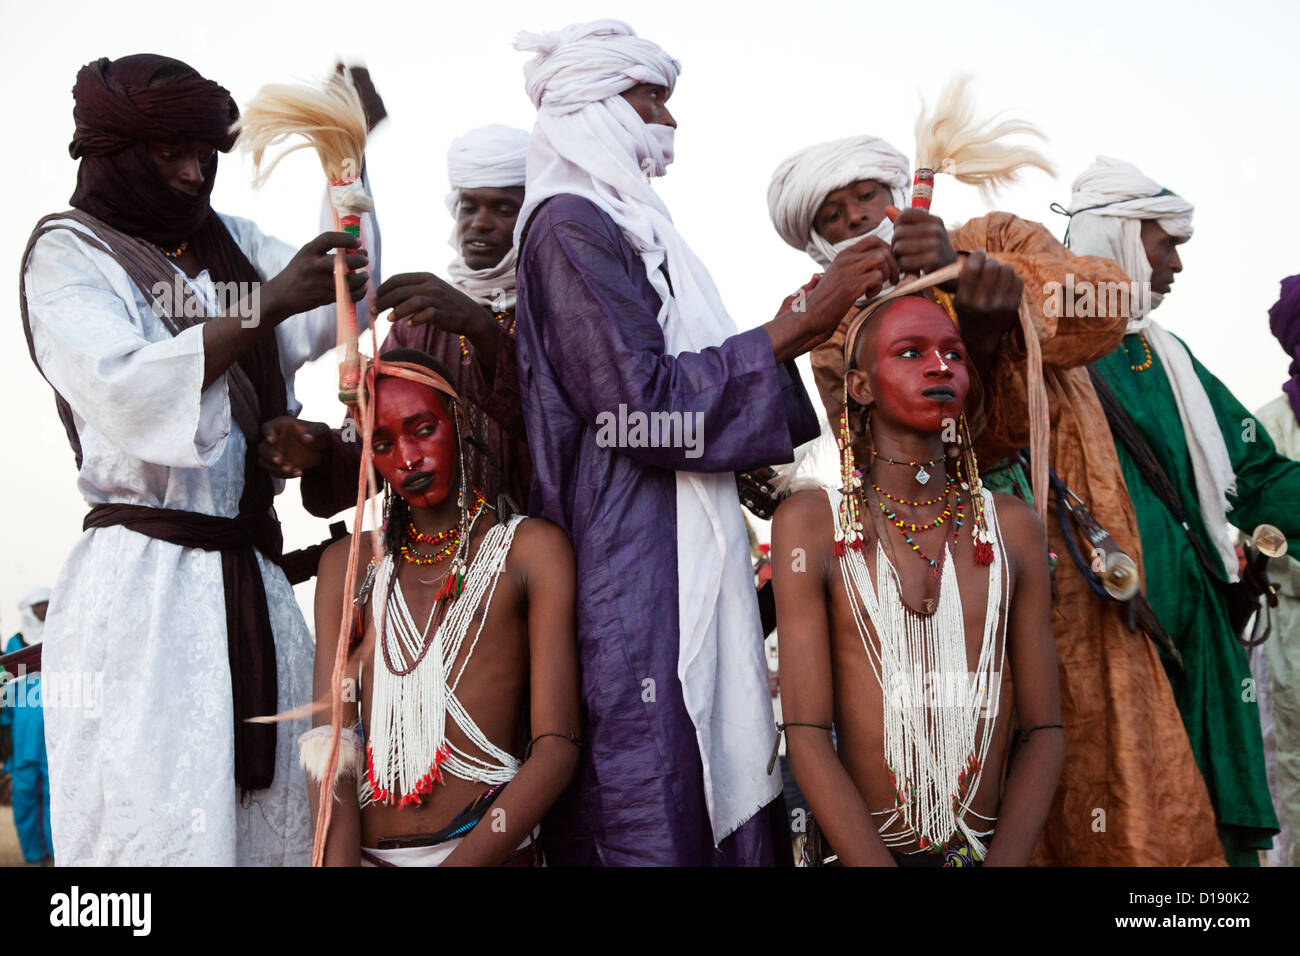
{"left": 3, "top": 0, "right": 1297, "bottom": 630}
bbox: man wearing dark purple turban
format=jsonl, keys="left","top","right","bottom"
{"left": 1252, "top": 273, "right": 1300, "bottom": 866}
{"left": 19, "top": 54, "right": 372, "bottom": 865}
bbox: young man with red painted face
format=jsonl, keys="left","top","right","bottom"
{"left": 769, "top": 137, "right": 1226, "bottom": 866}
{"left": 262, "top": 126, "right": 534, "bottom": 516}
{"left": 772, "top": 290, "right": 1062, "bottom": 867}
{"left": 307, "top": 350, "right": 580, "bottom": 866}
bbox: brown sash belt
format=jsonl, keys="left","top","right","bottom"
{"left": 84, "top": 502, "right": 282, "bottom": 792}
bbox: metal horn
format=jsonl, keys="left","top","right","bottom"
{"left": 1252, "top": 524, "right": 1288, "bottom": 559}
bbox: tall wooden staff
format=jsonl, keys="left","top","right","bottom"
{"left": 905, "top": 74, "right": 1055, "bottom": 523}
{"left": 233, "top": 75, "right": 385, "bottom": 866}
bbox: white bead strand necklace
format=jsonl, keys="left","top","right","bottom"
{"left": 363, "top": 513, "right": 524, "bottom": 808}
{"left": 833, "top": 485, "right": 1010, "bottom": 859}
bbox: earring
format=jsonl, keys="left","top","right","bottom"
{"left": 453, "top": 404, "right": 469, "bottom": 511}
{"left": 835, "top": 380, "right": 865, "bottom": 556}
{"left": 957, "top": 413, "right": 994, "bottom": 565}
{"left": 435, "top": 404, "right": 474, "bottom": 603}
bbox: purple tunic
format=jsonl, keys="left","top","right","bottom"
{"left": 515, "top": 194, "right": 819, "bottom": 865}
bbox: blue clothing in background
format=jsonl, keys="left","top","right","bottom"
{"left": 3, "top": 634, "right": 52, "bottom": 863}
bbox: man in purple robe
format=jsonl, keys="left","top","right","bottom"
{"left": 512, "top": 19, "right": 897, "bottom": 865}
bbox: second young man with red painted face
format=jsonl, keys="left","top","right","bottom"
{"left": 309, "top": 349, "right": 580, "bottom": 866}
{"left": 772, "top": 290, "right": 1062, "bottom": 867}
{"left": 767, "top": 135, "right": 1225, "bottom": 866}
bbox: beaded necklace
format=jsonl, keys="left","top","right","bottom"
{"left": 831, "top": 485, "right": 1009, "bottom": 860}
{"left": 1127, "top": 333, "right": 1154, "bottom": 372}
{"left": 872, "top": 484, "right": 964, "bottom": 575}
{"left": 399, "top": 493, "right": 487, "bottom": 566}
{"left": 151, "top": 239, "right": 189, "bottom": 259}
{"left": 873, "top": 451, "right": 943, "bottom": 486}
{"left": 364, "top": 515, "right": 525, "bottom": 807}
{"left": 458, "top": 309, "right": 516, "bottom": 365}
{"left": 873, "top": 477, "right": 952, "bottom": 508}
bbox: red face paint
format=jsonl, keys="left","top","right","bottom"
{"left": 871, "top": 298, "right": 970, "bottom": 433}
{"left": 370, "top": 377, "right": 457, "bottom": 509}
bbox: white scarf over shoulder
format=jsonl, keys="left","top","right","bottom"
{"left": 767, "top": 135, "right": 911, "bottom": 268}
{"left": 444, "top": 124, "right": 530, "bottom": 310}
{"left": 515, "top": 18, "right": 779, "bottom": 843}
{"left": 1066, "top": 156, "right": 1237, "bottom": 580}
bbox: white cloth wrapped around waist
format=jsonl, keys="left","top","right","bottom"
{"left": 360, "top": 830, "right": 537, "bottom": 867}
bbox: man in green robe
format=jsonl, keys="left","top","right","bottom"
{"left": 1061, "top": 156, "right": 1295, "bottom": 865}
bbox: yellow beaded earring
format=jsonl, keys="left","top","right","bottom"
{"left": 955, "top": 412, "right": 994, "bottom": 565}
{"left": 835, "top": 379, "right": 866, "bottom": 556}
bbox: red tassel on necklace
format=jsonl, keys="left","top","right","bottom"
{"left": 975, "top": 541, "right": 994, "bottom": 565}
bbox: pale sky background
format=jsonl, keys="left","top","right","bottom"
{"left": 2, "top": 0, "right": 1297, "bottom": 632}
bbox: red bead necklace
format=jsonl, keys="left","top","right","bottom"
{"left": 399, "top": 493, "right": 486, "bottom": 566}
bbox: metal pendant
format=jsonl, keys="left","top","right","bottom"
{"left": 915, "top": 466, "right": 931, "bottom": 485}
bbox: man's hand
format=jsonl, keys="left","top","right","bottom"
{"left": 774, "top": 273, "right": 822, "bottom": 316}
{"left": 259, "top": 417, "right": 331, "bottom": 478}
{"left": 374, "top": 271, "right": 499, "bottom": 339}
{"left": 804, "top": 236, "right": 899, "bottom": 340}
{"left": 375, "top": 272, "right": 502, "bottom": 374}
{"left": 262, "top": 232, "right": 367, "bottom": 326}
{"left": 337, "top": 63, "right": 387, "bottom": 133}
{"left": 953, "top": 251, "right": 1023, "bottom": 380}
{"left": 955, "top": 251, "right": 1023, "bottom": 331}
{"left": 890, "top": 206, "right": 958, "bottom": 280}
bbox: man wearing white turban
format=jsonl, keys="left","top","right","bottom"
{"left": 2, "top": 588, "right": 54, "bottom": 863}
{"left": 768, "top": 134, "right": 912, "bottom": 272}
{"left": 1070, "top": 156, "right": 1300, "bottom": 865}
{"left": 511, "top": 20, "right": 894, "bottom": 865}
{"left": 268, "top": 124, "right": 535, "bottom": 515}
{"left": 768, "top": 137, "right": 1226, "bottom": 866}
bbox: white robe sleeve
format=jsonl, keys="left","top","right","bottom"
{"left": 24, "top": 226, "right": 230, "bottom": 470}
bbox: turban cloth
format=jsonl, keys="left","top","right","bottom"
{"left": 17, "top": 586, "right": 51, "bottom": 646}
{"left": 514, "top": 20, "right": 782, "bottom": 845}
{"left": 18, "top": 587, "right": 51, "bottom": 612}
{"left": 1269, "top": 274, "right": 1300, "bottom": 424}
{"left": 1063, "top": 157, "right": 1237, "bottom": 579}
{"left": 768, "top": 135, "right": 911, "bottom": 268}
{"left": 445, "top": 124, "right": 530, "bottom": 193}
{"left": 443, "top": 125, "right": 531, "bottom": 309}
{"left": 518, "top": 18, "right": 679, "bottom": 113}
{"left": 1062, "top": 155, "right": 1194, "bottom": 319}
{"left": 68, "top": 54, "right": 239, "bottom": 247}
